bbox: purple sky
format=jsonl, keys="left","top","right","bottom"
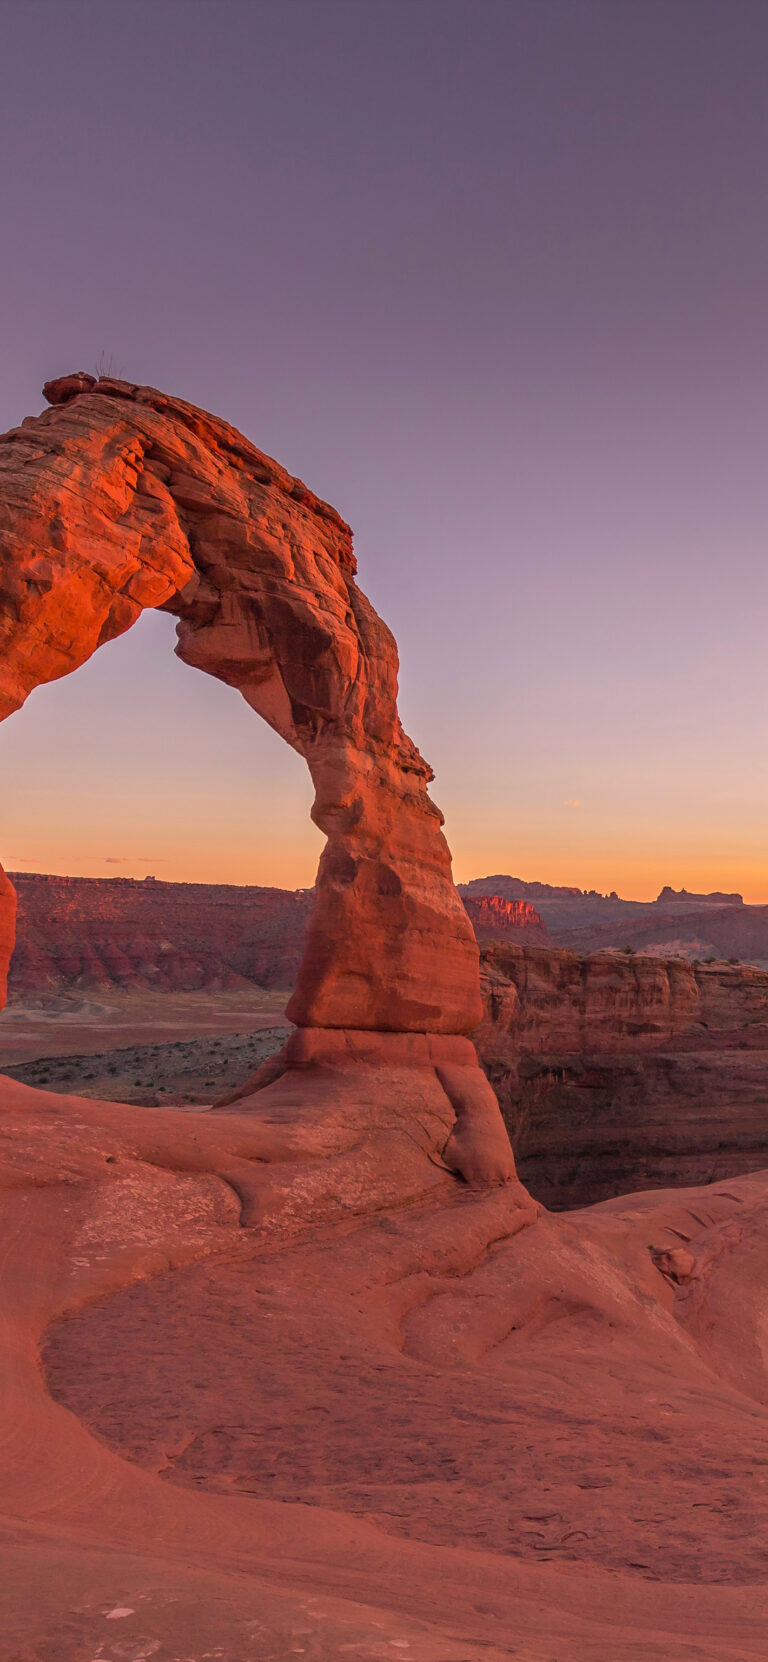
{"left": 2, "top": 0, "right": 768, "bottom": 898}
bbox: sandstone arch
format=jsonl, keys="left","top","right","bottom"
{"left": 0, "top": 374, "right": 515, "bottom": 1190}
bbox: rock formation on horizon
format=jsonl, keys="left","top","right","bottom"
{"left": 657, "top": 884, "right": 744, "bottom": 905}
{"left": 460, "top": 874, "right": 585, "bottom": 900}
{"left": 461, "top": 892, "right": 547, "bottom": 943}
{"left": 460, "top": 874, "right": 768, "bottom": 962}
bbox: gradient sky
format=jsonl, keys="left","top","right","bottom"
{"left": 2, "top": 0, "right": 768, "bottom": 900}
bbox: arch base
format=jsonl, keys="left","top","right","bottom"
{"left": 213, "top": 1025, "right": 520, "bottom": 1225}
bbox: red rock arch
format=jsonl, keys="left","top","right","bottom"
{"left": 0, "top": 374, "right": 515, "bottom": 1186}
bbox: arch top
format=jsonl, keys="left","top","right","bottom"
{"left": 0, "top": 372, "right": 483, "bottom": 1037}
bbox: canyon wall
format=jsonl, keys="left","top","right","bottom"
{"left": 5, "top": 872, "right": 313, "bottom": 995}
{"left": 477, "top": 942, "right": 768, "bottom": 1207}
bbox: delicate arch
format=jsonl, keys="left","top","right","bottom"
{"left": 0, "top": 373, "right": 482, "bottom": 1035}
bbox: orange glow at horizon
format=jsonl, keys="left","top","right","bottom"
{"left": 3, "top": 612, "right": 768, "bottom": 908}
{"left": 4, "top": 820, "right": 767, "bottom": 908}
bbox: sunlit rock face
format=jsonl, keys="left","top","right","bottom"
{"left": 462, "top": 894, "right": 547, "bottom": 944}
{"left": 0, "top": 374, "right": 481, "bottom": 1035}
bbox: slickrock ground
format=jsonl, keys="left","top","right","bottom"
{"left": 1, "top": 1072, "right": 768, "bottom": 1660}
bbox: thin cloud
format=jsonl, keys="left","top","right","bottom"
{"left": 104, "top": 857, "right": 129, "bottom": 865}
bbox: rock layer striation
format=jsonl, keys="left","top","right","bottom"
{"left": 478, "top": 942, "right": 768, "bottom": 1206}
{"left": 6, "top": 872, "right": 314, "bottom": 994}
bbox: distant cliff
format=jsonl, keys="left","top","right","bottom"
{"left": 460, "top": 875, "right": 585, "bottom": 901}
{"left": 6, "top": 873, "right": 314, "bottom": 995}
{"left": 461, "top": 894, "right": 546, "bottom": 943}
{"left": 459, "top": 875, "right": 768, "bottom": 962}
{"left": 657, "top": 885, "right": 743, "bottom": 906}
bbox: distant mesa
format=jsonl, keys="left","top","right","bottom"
{"left": 459, "top": 875, "right": 584, "bottom": 901}
{"left": 657, "top": 885, "right": 743, "bottom": 906}
{"left": 460, "top": 875, "right": 768, "bottom": 967}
